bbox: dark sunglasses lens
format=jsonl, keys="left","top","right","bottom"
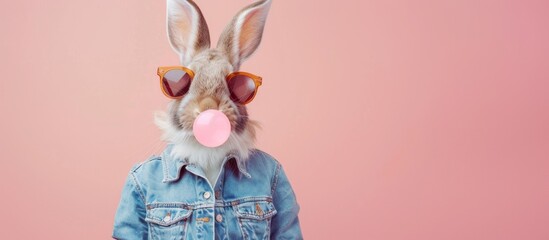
{"left": 228, "top": 75, "right": 256, "bottom": 103}
{"left": 162, "top": 69, "right": 191, "bottom": 98}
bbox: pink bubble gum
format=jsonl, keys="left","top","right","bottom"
{"left": 192, "top": 109, "right": 231, "bottom": 148}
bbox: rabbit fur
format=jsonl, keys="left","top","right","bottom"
{"left": 154, "top": 0, "right": 272, "bottom": 185}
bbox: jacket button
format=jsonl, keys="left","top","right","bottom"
{"left": 216, "top": 214, "right": 223, "bottom": 223}
{"left": 203, "top": 191, "right": 211, "bottom": 199}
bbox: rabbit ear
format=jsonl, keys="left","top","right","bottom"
{"left": 217, "top": 0, "right": 272, "bottom": 70}
{"left": 167, "top": 0, "right": 211, "bottom": 65}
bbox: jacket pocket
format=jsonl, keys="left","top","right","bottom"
{"left": 145, "top": 205, "right": 192, "bottom": 240}
{"left": 233, "top": 199, "right": 277, "bottom": 240}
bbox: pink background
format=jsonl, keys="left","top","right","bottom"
{"left": 1, "top": 0, "right": 548, "bottom": 239}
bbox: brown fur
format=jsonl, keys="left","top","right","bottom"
{"left": 171, "top": 49, "right": 250, "bottom": 135}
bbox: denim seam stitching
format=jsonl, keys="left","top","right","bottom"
{"left": 130, "top": 172, "right": 146, "bottom": 204}
{"left": 182, "top": 218, "right": 188, "bottom": 239}
{"left": 146, "top": 202, "right": 193, "bottom": 209}
{"left": 145, "top": 197, "right": 273, "bottom": 211}
{"left": 146, "top": 222, "right": 154, "bottom": 240}
{"left": 234, "top": 209, "right": 277, "bottom": 220}
{"left": 145, "top": 207, "right": 193, "bottom": 223}
{"left": 236, "top": 213, "right": 249, "bottom": 240}
{"left": 271, "top": 163, "right": 281, "bottom": 196}
{"left": 266, "top": 218, "right": 272, "bottom": 238}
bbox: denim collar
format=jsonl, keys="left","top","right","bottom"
{"left": 161, "top": 144, "right": 251, "bottom": 183}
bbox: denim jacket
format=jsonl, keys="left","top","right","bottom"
{"left": 112, "top": 145, "right": 303, "bottom": 240}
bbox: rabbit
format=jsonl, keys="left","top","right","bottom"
{"left": 154, "top": 0, "right": 268, "bottom": 185}
{"left": 113, "top": 0, "right": 303, "bottom": 239}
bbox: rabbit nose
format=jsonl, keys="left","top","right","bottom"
{"left": 198, "top": 97, "right": 219, "bottom": 111}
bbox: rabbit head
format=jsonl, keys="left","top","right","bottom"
{"left": 155, "top": 0, "right": 272, "bottom": 167}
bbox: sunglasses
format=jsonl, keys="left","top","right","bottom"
{"left": 157, "top": 66, "right": 263, "bottom": 105}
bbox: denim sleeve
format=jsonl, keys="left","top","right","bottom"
{"left": 270, "top": 163, "right": 304, "bottom": 239}
{"left": 112, "top": 170, "right": 148, "bottom": 240}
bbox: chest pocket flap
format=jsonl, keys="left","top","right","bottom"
{"left": 234, "top": 200, "right": 277, "bottom": 220}
{"left": 145, "top": 207, "right": 192, "bottom": 226}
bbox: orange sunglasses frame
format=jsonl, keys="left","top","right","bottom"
{"left": 157, "top": 66, "right": 263, "bottom": 104}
